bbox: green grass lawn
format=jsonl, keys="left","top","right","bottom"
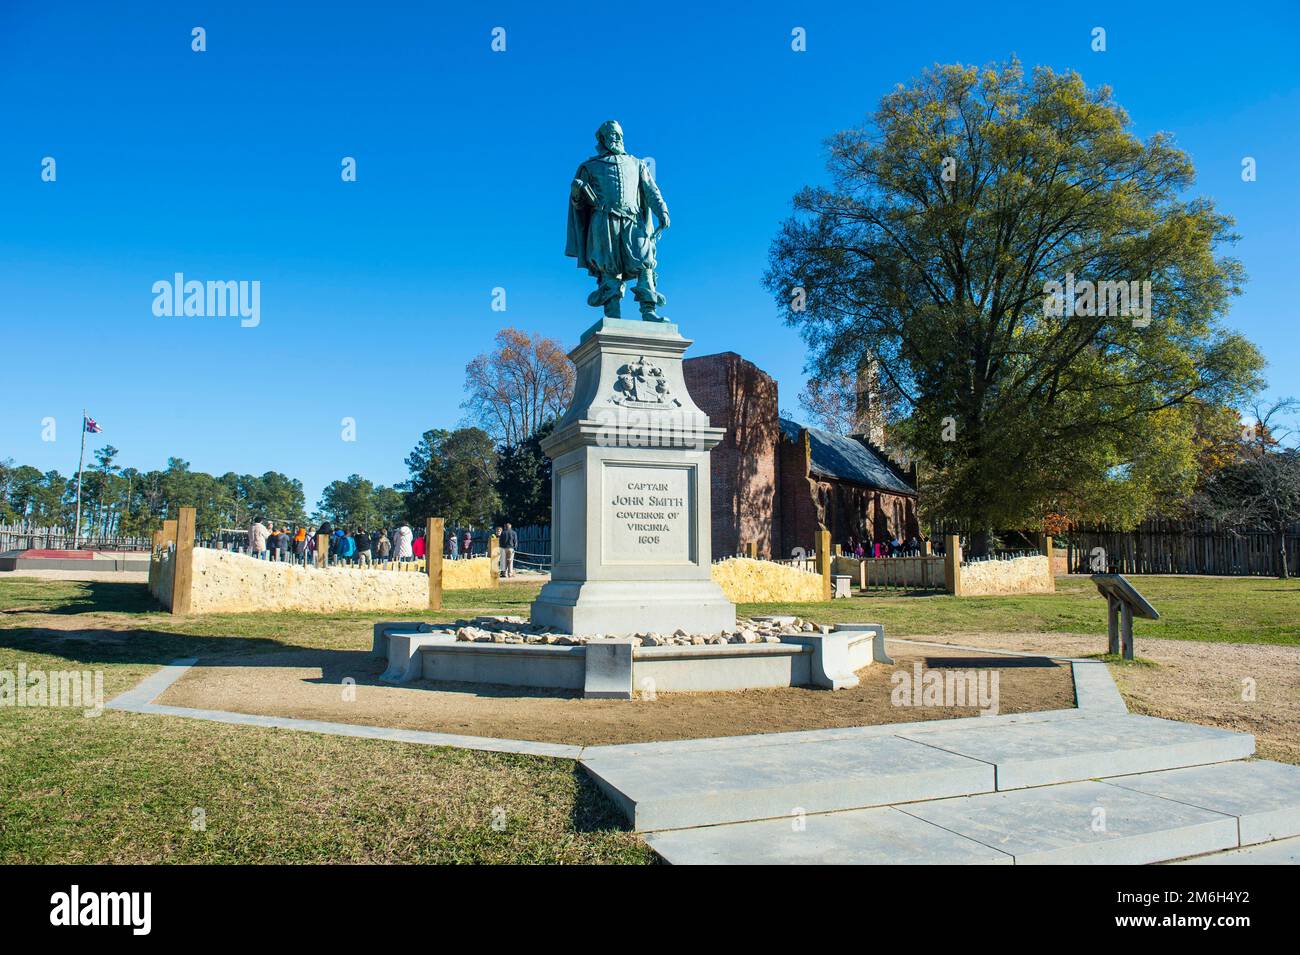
{"left": 0, "top": 578, "right": 653, "bottom": 864}
{"left": 1, "top": 572, "right": 1295, "bottom": 863}
{"left": 450, "top": 575, "right": 1300, "bottom": 645}
{"left": 751, "top": 575, "right": 1300, "bottom": 646}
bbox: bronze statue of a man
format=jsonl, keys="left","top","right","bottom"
{"left": 565, "top": 120, "right": 670, "bottom": 320}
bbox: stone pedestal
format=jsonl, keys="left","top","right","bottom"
{"left": 530, "top": 317, "right": 736, "bottom": 636}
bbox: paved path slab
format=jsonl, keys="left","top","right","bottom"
{"left": 584, "top": 734, "right": 995, "bottom": 831}
{"left": 1105, "top": 760, "right": 1300, "bottom": 846}
{"left": 899, "top": 713, "right": 1253, "bottom": 789}
{"left": 1070, "top": 660, "right": 1128, "bottom": 713}
{"left": 106, "top": 659, "right": 199, "bottom": 709}
{"left": 106, "top": 659, "right": 584, "bottom": 759}
{"left": 647, "top": 806, "right": 1012, "bottom": 865}
{"left": 580, "top": 708, "right": 1093, "bottom": 761}
{"left": 898, "top": 780, "right": 1239, "bottom": 865}
{"left": 1173, "top": 835, "right": 1300, "bottom": 865}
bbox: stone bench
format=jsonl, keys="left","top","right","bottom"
{"left": 834, "top": 622, "right": 894, "bottom": 668}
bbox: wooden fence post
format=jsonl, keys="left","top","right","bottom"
{"left": 1043, "top": 535, "right": 1056, "bottom": 591}
{"left": 815, "top": 527, "right": 832, "bottom": 601}
{"left": 160, "top": 519, "right": 178, "bottom": 608}
{"left": 1107, "top": 596, "right": 1121, "bottom": 656}
{"left": 148, "top": 529, "right": 164, "bottom": 593}
{"left": 427, "top": 517, "right": 444, "bottom": 609}
{"left": 944, "top": 534, "right": 963, "bottom": 597}
{"left": 316, "top": 533, "right": 328, "bottom": 568}
{"left": 171, "top": 507, "right": 195, "bottom": 615}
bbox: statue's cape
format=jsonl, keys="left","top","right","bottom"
{"left": 565, "top": 156, "right": 652, "bottom": 275}
{"left": 565, "top": 161, "right": 594, "bottom": 272}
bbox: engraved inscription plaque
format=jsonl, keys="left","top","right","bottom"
{"left": 602, "top": 462, "right": 694, "bottom": 564}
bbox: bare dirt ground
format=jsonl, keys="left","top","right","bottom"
{"left": 895, "top": 632, "right": 1300, "bottom": 765}
{"left": 154, "top": 648, "right": 1075, "bottom": 746}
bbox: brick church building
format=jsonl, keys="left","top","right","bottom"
{"left": 683, "top": 352, "right": 919, "bottom": 560}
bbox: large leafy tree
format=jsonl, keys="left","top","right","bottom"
{"left": 248, "top": 471, "right": 307, "bottom": 526}
{"left": 89, "top": 444, "right": 121, "bottom": 537}
{"left": 766, "top": 61, "right": 1263, "bottom": 538}
{"left": 371, "top": 486, "right": 408, "bottom": 529}
{"left": 403, "top": 427, "right": 499, "bottom": 528}
{"left": 316, "top": 478, "right": 406, "bottom": 530}
{"left": 494, "top": 420, "right": 554, "bottom": 526}
{"left": 462, "top": 327, "right": 574, "bottom": 446}
{"left": 1195, "top": 399, "right": 1300, "bottom": 578}
{"left": 0, "top": 466, "right": 70, "bottom": 528}
{"left": 318, "top": 474, "right": 382, "bottom": 529}
{"left": 0, "top": 459, "right": 18, "bottom": 523}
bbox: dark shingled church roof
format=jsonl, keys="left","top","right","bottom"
{"left": 779, "top": 418, "right": 916, "bottom": 496}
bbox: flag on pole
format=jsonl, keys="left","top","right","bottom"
{"left": 84, "top": 416, "right": 103, "bottom": 433}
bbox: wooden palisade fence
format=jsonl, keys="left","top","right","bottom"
{"left": 1063, "top": 519, "right": 1299, "bottom": 577}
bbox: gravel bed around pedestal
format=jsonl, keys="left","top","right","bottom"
{"left": 438, "top": 615, "right": 822, "bottom": 647}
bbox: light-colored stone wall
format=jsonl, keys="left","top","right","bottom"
{"left": 376, "top": 557, "right": 495, "bottom": 590}
{"left": 188, "top": 549, "right": 428, "bottom": 613}
{"left": 154, "top": 550, "right": 501, "bottom": 615}
{"left": 710, "top": 557, "right": 824, "bottom": 604}
{"left": 151, "top": 549, "right": 175, "bottom": 608}
{"left": 443, "top": 557, "right": 494, "bottom": 590}
{"left": 960, "top": 555, "right": 1055, "bottom": 596}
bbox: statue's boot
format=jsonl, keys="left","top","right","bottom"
{"left": 634, "top": 275, "right": 668, "bottom": 321}
{"left": 588, "top": 276, "right": 625, "bottom": 317}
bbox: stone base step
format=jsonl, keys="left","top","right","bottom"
{"left": 646, "top": 760, "right": 1300, "bottom": 865}
{"left": 893, "top": 713, "right": 1254, "bottom": 790}
{"left": 1172, "top": 835, "right": 1300, "bottom": 865}
{"left": 585, "top": 734, "right": 994, "bottom": 832}
{"left": 584, "top": 714, "right": 1254, "bottom": 832}
{"left": 1105, "top": 759, "right": 1300, "bottom": 846}
{"left": 647, "top": 805, "right": 1013, "bottom": 865}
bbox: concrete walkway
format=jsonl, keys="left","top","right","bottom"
{"left": 106, "top": 659, "right": 584, "bottom": 759}
{"left": 105, "top": 641, "right": 1300, "bottom": 865}
{"left": 584, "top": 642, "right": 1300, "bottom": 864}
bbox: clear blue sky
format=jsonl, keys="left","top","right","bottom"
{"left": 2, "top": 0, "right": 1297, "bottom": 508}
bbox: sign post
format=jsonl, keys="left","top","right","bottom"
{"left": 1090, "top": 573, "right": 1159, "bottom": 661}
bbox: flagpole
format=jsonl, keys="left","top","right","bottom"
{"left": 73, "top": 408, "right": 87, "bottom": 550}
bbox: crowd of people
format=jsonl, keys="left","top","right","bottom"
{"left": 842, "top": 533, "right": 925, "bottom": 559}
{"left": 243, "top": 518, "right": 522, "bottom": 577}
{"left": 245, "top": 519, "right": 418, "bottom": 566}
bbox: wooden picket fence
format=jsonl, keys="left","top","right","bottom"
{"left": 858, "top": 555, "right": 947, "bottom": 592}
{"left": 1061, "top": 520, "right": 1299, "bottom": 577}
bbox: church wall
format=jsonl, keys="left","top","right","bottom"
{"left": 683, "top": 353, "right": 780, "bottom": 559}
{"left": 683, "top": 351, "right": 919, "bottom": 563}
